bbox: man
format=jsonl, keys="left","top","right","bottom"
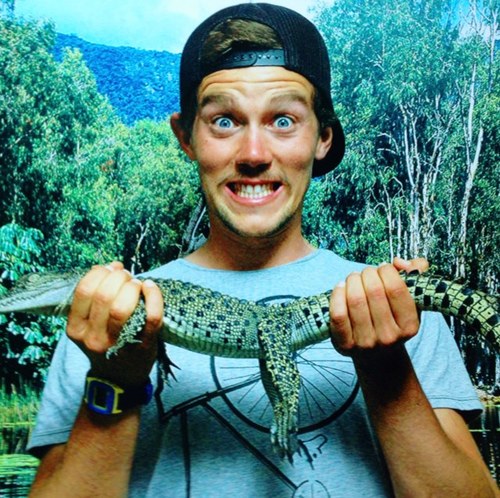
{"left": 28, "top": 3, "right": 498, "bottom": 497}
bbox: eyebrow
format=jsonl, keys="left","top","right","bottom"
{"left": 199, "top": 90, "right": 311, "bottom": 110}
{"left": 268, "top": 92, "right": 311, "bottom": 108}
{"left": 199, "top": 94, "right": 235, "bottom": 109}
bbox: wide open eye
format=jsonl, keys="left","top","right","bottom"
{"left": 214, "top": 116, "right": 235, "bottom": 129}
{"left": 274, "top": 116, "right": 294, "bottom": 129}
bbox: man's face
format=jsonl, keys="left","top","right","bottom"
{"left": 176, "top": 66, "right": 332, "bottom": 241}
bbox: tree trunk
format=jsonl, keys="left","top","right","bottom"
{"left": 456, "top": 64, "right": 484, "bottom": 279}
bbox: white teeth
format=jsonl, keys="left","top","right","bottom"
{"left": 235, "top": 184, "right": 274, "bottom": 199}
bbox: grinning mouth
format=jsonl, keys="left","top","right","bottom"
{"left": 228, "top": 182, "right": 281, "bottom": 199}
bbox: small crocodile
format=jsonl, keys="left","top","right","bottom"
{"left": 0, "top": 270, "right": 498, "bottom": 458}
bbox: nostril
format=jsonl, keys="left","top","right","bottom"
{"left": 236, "top": 162, "right": 272, "bottom": 176}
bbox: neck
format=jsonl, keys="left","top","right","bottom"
{"left": 186, "top": 224, "right": 314, "bottom": 271}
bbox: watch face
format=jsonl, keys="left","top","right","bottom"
{"left": 86, "top": 378, "right": 124, "bottom": 415}
{"left": 93, "top": 386, "right": 113, "bottom": 411}
{"left": 84, "top": 376, "right": 153, "bottom": 415}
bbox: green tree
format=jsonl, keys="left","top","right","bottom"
{"left": 307, "top": 0, "right": 499, "bottom": 388}
{"left": 0, "top": 17, "right": 202, "bottom": 387}
{"left": 41, "top": 119, "right": 200, "bottom": 272}
{"left": 0, "top": 224, "right": 65, "bottom": 388}
{"left": 0, "top": 17, "right": 117, "bottom": 232}
{"left": 308, "top": 0, "right": 498, "bottom": 278}
{"left": 113, "top": 120, "right": 200, "bottom": 273}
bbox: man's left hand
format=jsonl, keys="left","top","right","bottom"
{"left": 329, "top": 257, "right": 429, "bottom": 360}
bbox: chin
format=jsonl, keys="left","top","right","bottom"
{"left": 221, "top": 213, "right": 297, "bottom": 240}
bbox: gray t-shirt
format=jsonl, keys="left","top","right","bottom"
{"left": 28, "top": 250, "right": 482, "bottom": 497}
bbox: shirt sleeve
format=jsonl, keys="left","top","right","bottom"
{"left": 27, "top": 334, "right": 89, "bottom": 457}
{"left": 406, "top": 311, "right": 483, "bottom": 420}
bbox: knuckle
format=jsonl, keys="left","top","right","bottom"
{"left": 329, "top": 309, "right": 347, "bottom": 329}
{"left": 74, "top": 281, "right": 95, "bottom": 301}
{"left": 330, "top": 336, "right": 354, "bottom": 356}
{"left": 362, "top": 266, "right": 379, "bottom": 278}
{"left": 348, "top": 295, "right": 366, "bottom": 310}
{"left": 92, "top": 288, "right": 114, "bottom": 308}
{"left": 66, "top": 319, "right": 81, "bottom": 338}
{"left": 386, "top": 283, "right": 408, "bottom": 301}
{"left": 367, "top": 284, "right": 386, "bottom": 302}
{"left": 329, "top": 298, "right": 347, "bottom": 325}
{"left": 377, "top": 329, "right": 399, "bottom": 347}
{"left": 146, "top": 313, "right": 164, "bottom": 332}
{"left": 357, "top": 336, "right": 376, "bottom": 350}
{"left": 83, "top": 335, "right": 109, "bottom": 354}
{"left": 401, "top": 317, "right": 420, "bottom": 337}
{"left": 363, "top": 268, "right": 388, "bottom": 302}
{"left": 108, "top": 303, "right": 133, "bottom": 324}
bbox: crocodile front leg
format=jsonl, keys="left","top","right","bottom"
{"left": 257, "top": 311, "right": 300, "bottom": 460}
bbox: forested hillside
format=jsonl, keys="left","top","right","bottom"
{"left": 54, "top": 33, "right": 180, "bottom": 124}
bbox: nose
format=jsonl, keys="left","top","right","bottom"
{"left": 235, "top": 126, "right": 272, "bottom": 174}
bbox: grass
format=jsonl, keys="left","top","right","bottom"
{"left": 0, "top": 383, "right": 41, "bottom": 455}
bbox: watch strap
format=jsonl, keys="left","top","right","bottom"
{"left": 84, "top": 374, "right": 153, "bottom": 415}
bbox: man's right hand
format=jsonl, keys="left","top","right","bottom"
{"left": 66, "top": 261, "right": 164, "bottom": 387}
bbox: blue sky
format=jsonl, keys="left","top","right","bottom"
{"left": 15, "top": 0, "right": 328, "bottom": 53}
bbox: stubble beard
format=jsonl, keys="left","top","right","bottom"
{"left": 212, "top": 202, "right": 301, "bottom": 241}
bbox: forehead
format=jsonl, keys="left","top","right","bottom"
{"left": 197, "top": 66, "right": 316, "bottom": 105}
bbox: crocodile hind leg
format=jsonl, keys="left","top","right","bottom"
{"left": 257, "top": 313, "right": 300, "bottom": 460}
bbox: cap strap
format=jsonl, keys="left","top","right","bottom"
{"left": 214, "top": 48, "right": 285, "bottom": 70}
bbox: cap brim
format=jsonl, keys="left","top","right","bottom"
{"left": 312, "top": 118, "right": 345, "bottom": 177}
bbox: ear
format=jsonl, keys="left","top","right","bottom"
{"left": 170, "top": 112, "right": 196, "bottom": 160}
{"left": 315, "top": 126, "right": 333, "bottom": 161}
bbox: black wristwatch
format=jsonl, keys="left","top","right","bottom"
{"left": 84, "top": 374, "right": 153, "bottom": 415}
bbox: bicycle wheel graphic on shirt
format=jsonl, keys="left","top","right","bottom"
{"left": 210, "top": 295, "right": 359, "bottom": 434}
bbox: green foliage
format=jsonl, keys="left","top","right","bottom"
{"left": 0, "top": 16, "right": 199, "bottom": 276}
{"left": 0, "top": 17, "right": 200, "bottom": 387}
{"left": 0, "top": 224, "right": 66, "bottom": 387}
{"left": 0, "top": 224, "right": 43, "bottom": 282}
{"left": 113, "top": 120, "right": 199, "bottom": 272}
{"left": 303, "top": 0, "right": 499, "bottom": 389}
{"left": 0, "top": 382, "right": 40, "bottom": 455}
{"left": 307, "top": 0, "right": 498, "bottom": 283}
{"left": 34, "top": 119, "right": 199, "bottom": 271}
{"left": 0, "top": 17, "right": 117, "bottom": 232}
{"left": 0, "top": 382, "right": 39, "bottom": 431}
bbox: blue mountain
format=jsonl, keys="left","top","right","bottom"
{"left": 54, "top": 33, "right": 181, "bottom": 125}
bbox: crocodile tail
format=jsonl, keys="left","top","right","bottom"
{"left": 401, "top": 271, "right": 500, "bottom": 351}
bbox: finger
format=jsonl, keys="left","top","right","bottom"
{"left": 106, "top": 278, "right": 142, "bottom": 340}
{"left": 68, "top": 265, "right": 115, "bottom": 337}
{"left": 141, "top": 280, "right": 164, "bottom": 346}
{"left": 346, "top": 272, "right": 375, "bottom": 348}
{"left": 87, "top": 268, "right": 133, "bottom": 334}
{"left": 106, "top": 261, "right": 124, "bottom": 271}
{"left": 393, "top": 256, "right": 429, "bottom": 274}
{"left": 329, "top": 280, "right": 354, "bottom": 351}
{"left": 361, "top": 266, "right": 398, "bottom": 345}
{"left": 378, "top": 264, "right": 420, "bottom": 338}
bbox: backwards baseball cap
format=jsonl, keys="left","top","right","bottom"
{"left": 179, "top": 2, "right": 345, "bottom": 176}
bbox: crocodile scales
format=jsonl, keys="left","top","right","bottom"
{"left": 0, "top": 270, "right": 498, "bottom": 458}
